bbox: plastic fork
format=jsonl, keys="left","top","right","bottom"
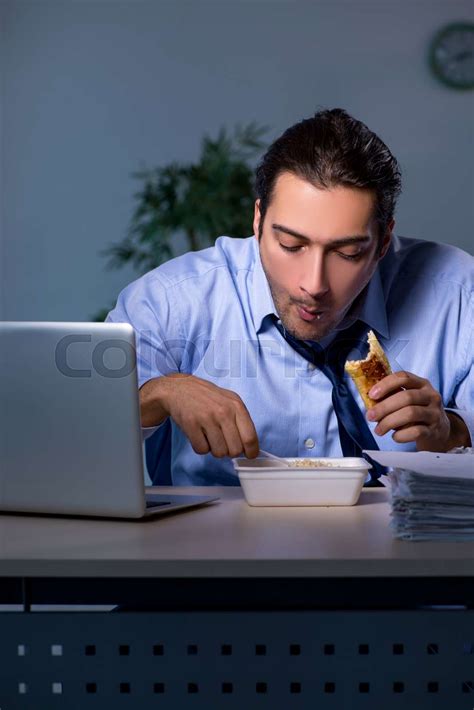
{"left": 258, "top": 449, "right": 291, "bottom": 467}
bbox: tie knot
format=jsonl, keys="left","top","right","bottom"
{"left": 273, "top": 316, "right": 371, "bottom": 377}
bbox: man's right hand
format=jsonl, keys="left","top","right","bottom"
{"left": 139, "top": 374, "right": 260, "bottom": 459}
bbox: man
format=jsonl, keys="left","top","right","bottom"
{"left": 106, "top": 108, "right": 473, "bottom": 486}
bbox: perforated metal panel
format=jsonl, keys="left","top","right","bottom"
{"left": 1, "top": 610, "right": 473, "bottom": 709}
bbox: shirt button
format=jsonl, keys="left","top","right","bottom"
{"left": 307, "top": 362, "right": 316, "bottom": 371}
{"left": 304, "top": 438, "right": 315, "bottom": 449}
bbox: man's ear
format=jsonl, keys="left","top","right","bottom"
{"left": 253, "top": 200, "right": 261, "bottom": 240}
{"left": 379, "top": 219, "right": 394, "bottom": 259}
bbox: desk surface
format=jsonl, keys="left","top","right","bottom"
{"left": 0, "top": 486, "right": 473, "bottom": 578}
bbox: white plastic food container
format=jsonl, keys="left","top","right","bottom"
{"left": 233, "top": 457, "right": 372, "bottom": 506}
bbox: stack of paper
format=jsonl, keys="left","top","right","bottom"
{"left": 364, "top": 450, "right": 474, "bottom": 541}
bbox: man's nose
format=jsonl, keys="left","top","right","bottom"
{"left": 300, "top": 253, "right": 330, "bottom": 298}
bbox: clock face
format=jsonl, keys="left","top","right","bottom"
{"left": 429, "top": 22, "right": 474, "bottom": 90}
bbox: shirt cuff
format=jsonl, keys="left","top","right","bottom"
{"left": 141, "top": 421, "right": 168, "bottom": 442}
{"left": 139, "top": 377, "right": 169, "bottom": 441}
{"left": 445, "top": 408, "right": 474, "bottom": 447}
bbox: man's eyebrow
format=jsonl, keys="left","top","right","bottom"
{"left": 272, "top": 223, "right": 371, "bottom": 247}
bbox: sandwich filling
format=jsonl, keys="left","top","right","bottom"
{"left": 344, "top": 330, "right": 391, "bottom": 409}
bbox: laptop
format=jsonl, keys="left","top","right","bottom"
{"left": 0, "top": 322, "right": 218, "bottom": 519}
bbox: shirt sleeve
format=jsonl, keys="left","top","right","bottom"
{"left": 445, "top": 288, "right": 474, "bottom": 446}
{"left": 105, "top": 272, "right": 185, "bottom": 436}
{"left": 142, "top": 424, "right": 162, "bottom": 441}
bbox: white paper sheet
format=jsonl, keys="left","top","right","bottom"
{"left": 363, "top": 450, "right": 474, "bottom": 479}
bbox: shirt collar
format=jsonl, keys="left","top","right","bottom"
{"left": 333, "top": 264, "right": 390, "bottom": 340}
{"left": 250, "top": 238, "right": 389, "bottom": 340}
{"left": 251, "top": 237, "right": 279, "bottom": 334}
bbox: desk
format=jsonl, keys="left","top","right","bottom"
{"left": 1, "top": 486, "right": 474, "bottom": 709}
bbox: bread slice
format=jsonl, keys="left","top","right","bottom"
{"left": 344, "top": 330, "right": 391, "bottom": 409}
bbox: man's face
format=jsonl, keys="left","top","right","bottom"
{"left": 254, "top": 172, "right": 392, "bottom": 341}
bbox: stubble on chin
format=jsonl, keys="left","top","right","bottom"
{"left": 271, "top": 294, "right": 336, "bottom": 342}
{"left": 263, "top": 259, "right": 349, "bottom": 342}
{"left": 281, "top": 312, "right": 336, "bottom": 342}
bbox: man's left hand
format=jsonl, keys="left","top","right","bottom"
{"left": 366, "top": 370, "right": 469, "bottom": 452}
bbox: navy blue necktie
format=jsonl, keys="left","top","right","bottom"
{"left": 274, "top": 318, "right": 386, "bottom": 484}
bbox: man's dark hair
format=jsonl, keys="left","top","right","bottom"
{"left": 255, "top": 108, "right": 402, "bottom": 243}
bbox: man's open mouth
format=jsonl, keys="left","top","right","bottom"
{"left": 296, "top": 305, "right": 327, "bottom": 322}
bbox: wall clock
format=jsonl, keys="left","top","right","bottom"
{"left": 428, "top": 22, "right": 474, "bottom": 90}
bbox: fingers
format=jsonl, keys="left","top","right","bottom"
{"left": 368, "top": 370, "right": 427, "bottom": 401}
{"left": 174, "top": 379, "right": 259, "bottom": 459}
{"left": 213, "top": 388, "right": 259, "bottom": 459}
{"left": 365, "top": 372, "right": 450, "bottom": 449}
{"left": 235, "top": 406, "right": 259, "bottom": 459}
{"left": 188, "top": 428, "right": 211, "bottom": 456}
{"left": 202, "top": 410, "right": 259, "bottom": 460}
{"left": 391, "top": 424, "right": 430, "bottom": 444}
{"left": 201, "top": 424, "right": 230, "bottom": 458}
{"left": 373, "top": 405, "right": 436, "bottom": 437}
{"left": 367, "top": 388, "right": 431, "bottom": 424}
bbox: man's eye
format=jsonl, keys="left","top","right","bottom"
{"left": 280, "top": 243, "right": 302, "bottom": 253}
{"left": 336, "top": 251, "right": 363, "bottom": 261}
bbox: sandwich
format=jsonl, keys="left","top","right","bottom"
{"left": 344, "top": 330, "right": 391, "bottom": 409}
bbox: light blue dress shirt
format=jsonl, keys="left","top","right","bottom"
{"left": 106, "top": 235, "right": 474, "bottom": 486}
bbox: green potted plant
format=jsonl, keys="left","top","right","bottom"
{"left": 95, "top": 122, "right": 267, "bottom": 321}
